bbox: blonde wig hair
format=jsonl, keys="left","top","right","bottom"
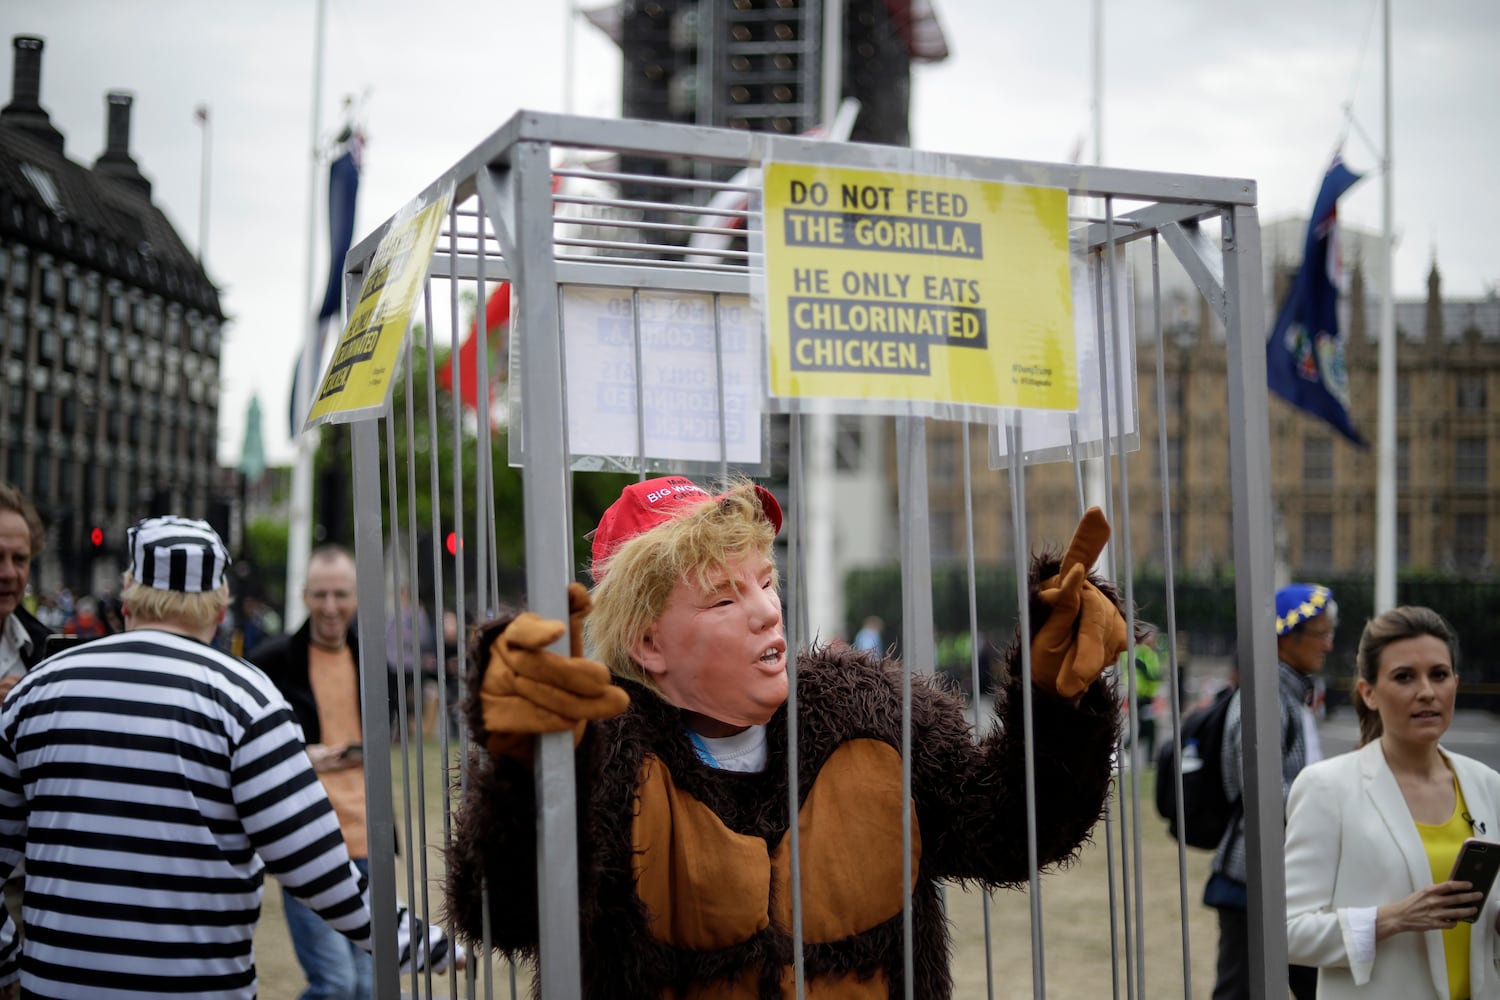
{"left": 122, "top": 574, "right": 230, "bottom": 633}
{"left": 586, "top": 480, "right": 778, "bottom": 691}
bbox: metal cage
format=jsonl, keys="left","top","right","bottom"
{"left": 319, "top": 109, "right": 1282, "bottom": 999}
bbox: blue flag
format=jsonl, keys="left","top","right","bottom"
{"left": 317, "top": 137, "right": 362, "bottom": 323}
{"left": 1266, "top": 156, "right": 1366, "bottom": 445}
{"left": 290, "top": 132, "right": 362, "bottom": 436}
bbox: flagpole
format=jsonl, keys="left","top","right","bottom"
{"left": 799, "top": 0, "right": 844, "bottom": 648}
{"left": 285, "top": 0, "right": 327, "bottom": 632}
{"left": 1085, "top": 0, "right": 1111, "bottom": 574}
{"left": 1374, "top": 0, "right": 1396, "bottom": 613}
{"left": 194, "top": 106, "right": 210, "bottom": 266}
{"left": 1091, "top": 0, "right": 1103, "bottom": 165}
{"left": 563, "top": 2, "right": 576, "bottom": 114}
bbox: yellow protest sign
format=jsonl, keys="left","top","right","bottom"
{"left": 306, "top": 183, "right": 454, "bottom": 428}
{"left": 761, "top": 162, "right": 1076, "bottom": 411}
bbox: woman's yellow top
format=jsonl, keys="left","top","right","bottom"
{"left": 1417, "top": 773, "right": 1473, "bottom": 1000}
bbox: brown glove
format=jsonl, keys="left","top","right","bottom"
{"left": 1031, "top": 507, "right": 1130, "bottom": 699}
{"left": 479, "top": 581, "right": 629, "bottom": 757}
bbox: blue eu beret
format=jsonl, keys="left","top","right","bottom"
{"left": 1275, "top": 583, "right": 1335, "bottom": 636}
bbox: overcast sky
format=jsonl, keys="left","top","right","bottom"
{"left": 6, "top": 0, "right": 1497, "bottom": 466}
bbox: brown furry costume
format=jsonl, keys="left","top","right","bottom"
{"left": 445, "top": 555, "right": 1127, "bottom": 998}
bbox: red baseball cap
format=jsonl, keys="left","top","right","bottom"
{"left": 590, "top": 476, "right": 782, "bottom": 581}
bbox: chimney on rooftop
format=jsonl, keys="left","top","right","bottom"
{"left": 10, "top": 36, "right": 39, "bottom": 105}
{"left": 93, "top": 91, "right": 152, "bottom": 198}
{"left": 1, "top": 35, "right": 65, "bottom": 155}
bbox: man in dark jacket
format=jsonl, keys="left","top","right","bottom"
{"left": 248, "top": 544, "right": 374, "bottom": 1000}
{"left": 0, "top": 483, "right": 51, "bottom": 692}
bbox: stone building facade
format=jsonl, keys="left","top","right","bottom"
{"left": 921, "top": 254, "right": 1500, "bottom": 579}
{"left": 0, "top": 36, "right": 224, "bottom": 593}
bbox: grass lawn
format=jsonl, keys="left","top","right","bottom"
{"left": 946, "top": 768, "right": 1222, "bottom": 998}
{"left": 254, "top": 748, "right": 1227, "bottom": 998}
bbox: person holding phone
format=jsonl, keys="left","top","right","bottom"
{"left": 1285, "top": 606, "right": 1500, "bottom": 999}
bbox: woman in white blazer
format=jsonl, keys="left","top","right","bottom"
{"left": 1286, "top": 606, "right": 1500, "bottom": 999}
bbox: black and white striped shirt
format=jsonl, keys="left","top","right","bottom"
{"left": 0, "top": 628, "right": 380, "bottom": 998}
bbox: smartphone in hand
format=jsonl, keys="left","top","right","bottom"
{"left": 338, "top": 743, "right": 364, "bottom": 766}
{"left": 1449, "top": 837, "right": 1500, "bottom": 922}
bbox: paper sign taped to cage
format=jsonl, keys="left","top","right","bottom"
{"left": 306, "top": 183, "right": 454, "bottom": 428}
{"left": 761, "top": 162, "right": 1076, "bottom": 412}
{"left": 990, "top": 245, "right": 1140, "bottom": 467}
{"left": 560, "top": 287, "right": 764, "bottom": 466}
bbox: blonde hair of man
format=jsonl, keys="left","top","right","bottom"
{"left": 587, "top": 480, "right": 777, "bottom": 693}
{"left": 121, "top": 573, "right": 230, "bottom": 635}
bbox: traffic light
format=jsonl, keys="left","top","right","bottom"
{"left": 715, "top": 0, "right": 819, "bottom": 135}
{"left": 89, "top": 526, "right": 105, "bottom": 553}
{"left": 445, "top": 531, "right": 459, "bottom": 558}
{"left": 609, "top": 0, "right": 914, "bottom": 254}
{"left": 621, "top": 1, "right": 693, "bottom": 126}
{"left": 842, "top": 0, "right": 912, "bottom": 146}
{"left": 616, "top": 1, "right": 913, "bottom": 143}
{"left": 619, "top": 0, "right": 697, "bottom": 211}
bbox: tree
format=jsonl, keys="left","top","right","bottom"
{"left": 243, "top": 516, "right": 290, "bottom": 613}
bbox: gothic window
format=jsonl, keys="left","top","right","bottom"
{"left": 1456, "top": 513, "right": 1489, "bottom": 571}
{"left": 1457, "top": 374, "right": 1487, "bottom": 414}
{"left": 1303, "top": 437, "right": 1333, "bottom": 486}
{"left": 1456, "top": 437, "right": 1487, "bottom": 490}
{"left": 1301, "top": 511, "right": 1333, "bottom": 571}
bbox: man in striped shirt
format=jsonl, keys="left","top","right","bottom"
{"left": 0, "top": 516, "right": 449, "bottom": 999}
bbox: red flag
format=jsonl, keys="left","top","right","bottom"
{"left": 441, "top": 172, "right": 565, "bottom": 411}
{"left": 439, "top": 282, "right": 510, "bottom": 410}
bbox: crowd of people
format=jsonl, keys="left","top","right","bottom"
{"left": 3, "top": 470, "right": 1499, "bottom": 998}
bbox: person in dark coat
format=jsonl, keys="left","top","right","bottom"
{"left": 249, "top": 545, "right": 376, "bottom": 1000}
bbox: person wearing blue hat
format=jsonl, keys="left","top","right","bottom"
{"left": 1206, "top": 582, "right": 1338, "bottom": 1000}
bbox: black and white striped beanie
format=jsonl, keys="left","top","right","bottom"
{"left": 126, "top": 516, "right": 231, "bottom": 593}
